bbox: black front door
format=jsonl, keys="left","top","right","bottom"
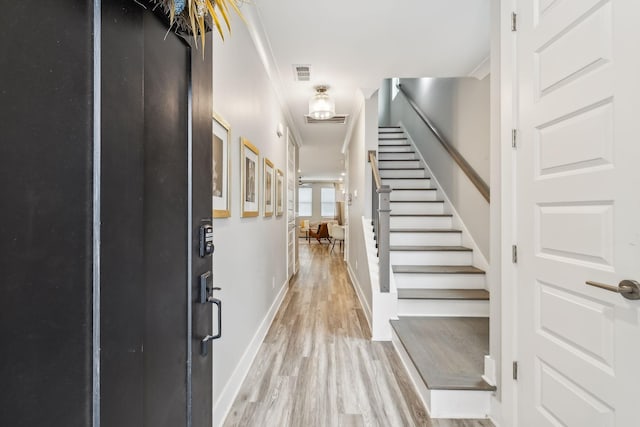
{"left": 101, "top": 3, "right": 213, "bottom": 426}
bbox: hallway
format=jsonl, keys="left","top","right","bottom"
{"left": 223, "top": 242, "right": 493, "bottom": 427}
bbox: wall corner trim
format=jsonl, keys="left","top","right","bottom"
{"left": 468, "top": 56, "right": 491, "bottom": 80}
{"left": 346, "top": 262, "right": 372, "bottom": 331}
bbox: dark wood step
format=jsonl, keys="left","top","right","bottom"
{"left": 393, "top": 265, "right": 485, "bottom": 274}
{"left": 390, "top": 317, "right": 496, "bottom": 391}
{"left": 379, "top": 137, "right": 408, "bottom": 140}
{"left": 378, "top": 151, "right": 416, "bottom": 154}
{"left": 379, "top": 126, "right": 402, "bottom": 129}
{"left": 379, "top": 144, "right": 411, "bottom": 147}
{"left": 379, "top": 167, "right": 424, "bottom": 170}
{"left": 390, "top": 245, "right": 472, "bottom": 252}
{"left": 379, "top": 159, "right": 419, "bottom": 162}
{"left": 397, "top": 289, "right": 489, "bottom": 300}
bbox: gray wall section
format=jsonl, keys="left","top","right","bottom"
{"left": 378, "top": 79, "right": 392, "bottom": 126}
{"left": 211, "top": 12, "right": 290, "bottom": 402}
{"left": 390, "top": 77, "right": 491, "bottom": 259}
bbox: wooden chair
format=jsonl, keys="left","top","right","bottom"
{"left": 309, "top": 222, "right": 330, "bottom": 244}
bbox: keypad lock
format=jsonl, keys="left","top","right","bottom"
{"left": 199, "top": 223, "right": 214, "bottom": 257}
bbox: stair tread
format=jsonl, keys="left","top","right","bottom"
{"left": 378, "top": 151, "right": 416, "bottom": 154}
{"left": 393, "top": 265, "right": 485, "bottom": 274}
{"left": 390, "top": 213, "right": 451, "bottom": 217}
{"left": 379, "top": 144, "right": 411, "bottom": 147}
{"left": 390, "top": 200, "right": 443, "bottom": 203}
{"left": 390, "top": 317, "right": 496, "bottom": 391}
{"left": 379, "top": 137, "right": 408, "bottom": 140}
{"left": 390, "top": 228, "right": 461, "bottom": 233}
{"left": 379, "top": 126, "right": 402, "bottom": 128}
{"left": 398, "top": 288, "right": 489, "bottom": 300}
{"left": 390, "top": 245, "right": 472, "bottom": 252}
{"left": 379, "top": 167, "right": 424, "bottom": 170}
{"left": 390, "top": 188, "right": 436, "bottom": 191}
{"left": 382, "top": 177, "right": 430, "bottom": 180}
{"left": 379, "top": 159, "right": 419, "bottom": 161}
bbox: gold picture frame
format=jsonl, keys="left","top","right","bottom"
{"left": 275, "top": 169, "right": 284, "bottom": 217}
{"left": 263, "top": 158, "right": 274, "bottom": 217}
{"left": 212, "top": 112, "right": 231, "bottom": 218}
{"left": 241, "top": 138, "right": 260, "bottom": 217}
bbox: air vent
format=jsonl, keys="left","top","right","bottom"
{"left": 293, "top": 64, "right": 311, "bottom": 81}
{"left": 304, "top": 114, "right": 349, "bottom": 124}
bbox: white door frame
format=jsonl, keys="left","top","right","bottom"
{"left": 494, "top": 0, "right": 518, "bottom": 426}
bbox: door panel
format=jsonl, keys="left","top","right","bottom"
{"left": 143, "top": 12, "right": 190, "bottom": 426}
{"left": 516, "top": 1, "right": 640, "bottom": 426}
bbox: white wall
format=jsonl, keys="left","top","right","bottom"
{"left": 390, "top": 77, "right": 491, "bottom": 258}
{"left": 346, "top": 93, "right": 372, "bottom": 315}
{"left": 211, "top": 11, "right": 290, "bottom": 424}
{"left": 345, "top": 92, "right": 380, "bottom": 325}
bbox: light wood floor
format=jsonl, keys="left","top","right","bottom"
{"left": 223, "top": 241, "right": 494, "bottom": 427}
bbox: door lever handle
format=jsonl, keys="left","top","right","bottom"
{"left": 585, "top": 280, "right": 640, "bottom": 300}
{"left": 200, "top": 293, "right": 222, "bottom": 356}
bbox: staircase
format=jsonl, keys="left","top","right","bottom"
{"left": 377, "top": 126, "right": 495, "bottom": 419}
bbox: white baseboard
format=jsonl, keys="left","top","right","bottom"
{"left": 346, "top": 262, "right": 372, "bottom": 332}
{"left": 213, "top": 280, "right": 289, "bottom": 427}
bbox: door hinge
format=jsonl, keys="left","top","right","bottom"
{"left": 512, "top": 129, "right": 518, "bottom": 148}
{"left": 513, "top": 361, "right": 519, "bottom": 380}
{"left": 512, "top": 12, "right": 518, "bottom": 31}
{"left": 512, "top": 245, "right": 518, "bottom": 263}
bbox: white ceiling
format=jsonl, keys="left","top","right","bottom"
{"left": 250, "top": 0, "right": 490, "bottom": 181}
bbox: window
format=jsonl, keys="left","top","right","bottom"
{"left": 321, "top": 187, "right": 336, "bottom": 217}
{"left": 298, "top": 187, "right": 312, "bottom": 216}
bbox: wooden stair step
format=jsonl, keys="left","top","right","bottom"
{"left": 382, "top": 177, "right": 430, "bottom": 180}
{"left": 397, "top": 289, "right": 489, "bottom": 300}
{"left": 390, "top": 200, "right": 443, "bottom": 203}
{"left": 390, "top": 229, "right": 461, "bottom": 233}
{"left": 378, "top": 151, "right": 416, "bottom": 154}
{"left": 390, "top": 214, "right": 452, "bottom": 217}
{"left": 393, "top": 265, "right": 485, "bottom": 274}
{"left": 390, "top": 245, "right": 471, "bottom": 252}
{"left": 379, "top": 144, "right": 411, "bottom": 147}
{"left": 379, "top": 167, "right": 424, "bottom": 170}
{"left": 390, "top": 317, "right": 496, "bottom": 391}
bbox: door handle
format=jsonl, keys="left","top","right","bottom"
{"left": 585, "top": 280, "right": 640, "bottom": 300}
{"left": 200, "top": 289, "right": 222, "bottom": 356}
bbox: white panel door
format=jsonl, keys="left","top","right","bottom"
{"left": 516, "top": 1, "right": 640, "bottom": 426}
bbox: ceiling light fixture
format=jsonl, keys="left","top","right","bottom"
{"left": 308, "top": 86, "right": 335, "bottom": 120}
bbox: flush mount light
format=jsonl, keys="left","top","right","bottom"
{"left": 308, "top": 86, "right": 335, "bottom": 120}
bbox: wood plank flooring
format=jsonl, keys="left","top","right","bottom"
{"left": 222, "top": 241, "right": 494, "bottom": 427}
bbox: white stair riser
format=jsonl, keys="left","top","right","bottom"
{"left": 390, "top": 250, "right": 472, "bottom": 266}
{"left": 390, "top": 232, "right": 461, "bottom": 246}
{"left": 379, "top": 145, "right": 413, "bottom": 153}
{"left": 394, "top": 273, "right": 486, "bottom": 289}
{"left": 390, "top": 202, "right": 444, "bottom": 215}
{"left": 383, "top": 179, "right": 431, "bottom": 189}
{"left": 380, "top": 169, "right": 426, "bottom": 179}
{"left": 397, "top": 299, "right": 489, "bottom": 317}
{"left": 379, "top": 160, "right": 421, "bottom": 169}
{"left": 378, "top": 139, "right": 408, "bottom": 146}
{"left": 390, "top": 216, "right": 452, "bottom": 229}
{"left": 390, "top": 190, "right": 437, "bottom": 201}
{"left": 379, "top": 152, "right": 416, "bottom": 160}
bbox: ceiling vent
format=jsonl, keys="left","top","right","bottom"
{"left": 293, "top": 64, "right": 311, "bottom": 81}
{"left": 304, "top": 114, "right": 349, "bottom": 125}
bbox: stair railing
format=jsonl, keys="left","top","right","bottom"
{"left": 396, "top": 84, "right": 490, "bottom": 202}
{"left": 368, "top": 150, "right": 391, "bottom": 293}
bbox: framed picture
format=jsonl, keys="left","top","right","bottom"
{"left": 212, "top": 113, "right": 231, "bottom": 218}
{"left": 263, "top": 158, "right": 274, "bottom": 217}
{"left": 241, "top": 138, "right": 260, "bottom": 217}
{"left": 275, "top": 169, "right": 284, "bottom": 217}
